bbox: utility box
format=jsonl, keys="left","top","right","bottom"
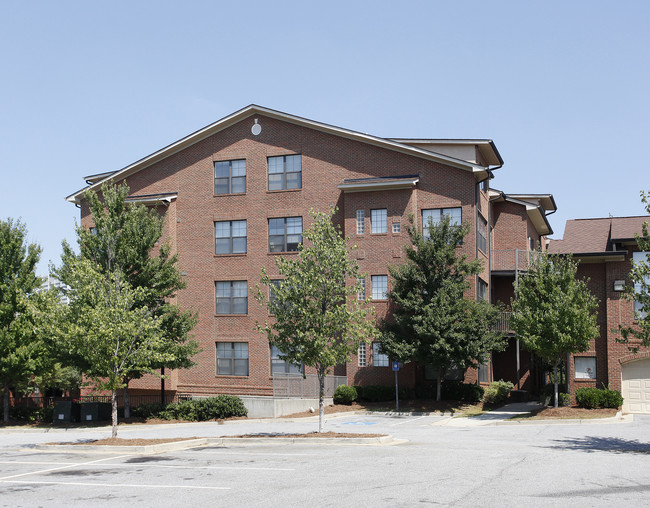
{"left": 52, "top": 401, "right": 81, "bottom": 423}
{"left": 80, "top": 402, "right": 112, "bottom": 422}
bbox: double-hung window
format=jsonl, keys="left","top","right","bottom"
{"left": 270, "top": 345, "right": 303, "bottom": 375}
{"left": 269, "top": 217, "right": 302, "bottom": 252}
{"left": 477, "top": 215, "right": 487, "bottom": 253}
{"left": 633, "top": 251, "right": 650, "bottom": 319}
{"left": 371, "top": 209, "right": 387, "bottom": 234}
{"left": 371, "top": 275, "right": 388, "bottom": 300}
{"left": 214, "top": 159, "right": 246, "bottom": 194}
{"left": 268, "top": 154, "right": 302, "bottom": 190}
{"left": 216, "top": 342, "right": 249, "bottom": 376}
{"left": 215, "top": 220, "right": 247, "bottom": 254}
{"left": 372, "top": 342, "right": 389, "bottom": 367}
{"left": 422, "top": 207, "right": 462, "bottom": 238}
{"left": 215, "top": 281, "right": 248, "bottom": 314}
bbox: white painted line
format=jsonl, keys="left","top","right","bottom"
{"left": 0, "top": 455, "right": 130, "bottom": 481}
{"left": 390, "top": 415, "right": 427, "bottom": 426}
{"left": 0, "top": 480, "right": 230, "bottom": 490}
{"left": 0, "top": 460, "right": 295, "bottom": 472}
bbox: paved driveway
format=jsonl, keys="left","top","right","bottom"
{"left": 1, "top": 413, "right": 649, "bottom": 507}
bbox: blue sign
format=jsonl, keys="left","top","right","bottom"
{"left": 392, "top": 361, "right": 399, "bottom": 371}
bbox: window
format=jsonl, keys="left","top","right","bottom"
{"left": 269, "top": 217, "right": 302, "bottom": 252}
{"left": 528, "top": 236, "right": 535, "bottom": 251}
{"left": 216, "top": 342, "right": 249, "bottom": 376}
{"left": 356, "top": 210, "right": 365, "bottom": 235}
{"left": 422, "top": 208, "right": 462, "bottom": 238}
{"left": 575, "top": 357, "right": 596, "bottom": 379}
{"left": 477, "top": 215, "right": 487, "bottom": 253}
{"left": 633, "top": 252, "right": 650, "bottom": 319}
{"left": 269, "top": 279, "right": 282, "bottom": 307}
{"left": 392, "top": 221, "right": 401, "bottom": 234}
{"left": 358, "top": 342, "right": 367, "bottom": 367}
{"left": 215, "top": 220, "right": 247, "bottom": 255}
{"left": 371, "top": 275, "right": 388, "bottom": 300}
{"left": 477, "top": 278, "right": 488, "bottom": 301}
{"left": 478, "top": 361, "right": 490, "bottom": 383}
{"left": 215, "top": 281, "right": 248, "bottom": 314}
{"left": 268, "top": 154, "right": 302, "bottom": 190}
{"left": 270, "top": 345, "right": 303, "bottom": 375}
{"left": 214, "top": 159, "right": 246, "bottom": 194}
{"left": 371, "top": 209, "right": 387, "bottom": 234}
{"left": 372, "top": 342, "right": 389, "bottom": 367}
{"left": 357, "top": 277, "right": 366, "bottom": 301}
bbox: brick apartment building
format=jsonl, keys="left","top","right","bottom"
{"left": 65, "top": 105, "right": 650, "bottom": 412}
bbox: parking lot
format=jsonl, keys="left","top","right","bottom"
{"left": 1, "top": 413, "right": 649, "bottom": 507}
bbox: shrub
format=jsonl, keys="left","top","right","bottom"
{"left": 354, "top": 385, "right": 395, "bottom": 402}
{"left": 333, "top": 385, "right": 357, "bottom": 405}
{"left": 482, "top": 380, "right": 514, "bottom": 405}
{"left": 132, "top": 396, "right": 247, "bottom": 421}
{"left": 601, "top": 389, "right": 623, "bottom": 409}
{"left": 558, "top": 393, "right": 571, "bottom": 407}
{"left": 9, "top": 406, "right": 53, "bottom": 422}
{"left": 575, "top": 387, "right": 603, "bottom": 409}
{"left": 441, "top": 381, "right": 484, "bottom": 402}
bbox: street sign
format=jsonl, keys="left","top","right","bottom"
{"left": 392, "top": 361, "right": 399, "bottom": 371}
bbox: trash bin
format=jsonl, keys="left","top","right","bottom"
{"left": 80, "top": 402, "right": 112, "bottom": 422}
{"left": 52, "top": 401, "right": 81, "bottom": 423}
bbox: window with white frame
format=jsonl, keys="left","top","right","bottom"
{"left": 477, "top": 215, "right": 487, "bottom": 253}
{"left": 357, "top": 342, "right": 367, "bottom": 367}
{"left": 270, "top": 345, "right": 303, "bottom": 375}
{"left": 422, "top": 207, "right": 462, "bottom": 238}
{"left": 392, "top": 221, "right": 401, "bottom": 234}
{"left": 633, "top": 251, "right": 650, "bottom": 319}
{"left": 371, "top": 209, "right": 387, "bottom": 234}
{"left": 268, "top": 154, "right": 302, "bottom": 190}
{"left": 215, "top": 281, "right": 248, "bottom": 314}
{"left": 215, "top": 220, "right": 247, "bottom": 255}
{"left": 357, "top": 277, "right": 366, "bottom": 301}
{"left": 371, "top": 275, "right": 388, "bottom": 300}
{"left": 214, "top": 159, "right": 246, "bottom": 195}
{"left": 372, "top": 342, "right": 389, "bottom": 367}
{"left": 575, "top": 357, "right": 596, "bottom": 379}
{"left": 477, "top": 278, "right": 488, "bottom": 301}
{"left": 356, "top": 210, "right": 365, "bottom": 235}
{"left": 216, "top": 342, "right": 249, "bottom": 376}
{"left": 269, "top": 217, "right": 302, "bottom": 252}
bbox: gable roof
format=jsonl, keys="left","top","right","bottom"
{"left": 489, "top": 188, "right": 555, "bottom": 236}
{"left": 66, "top": 105, "right": 495, "bottom": 204}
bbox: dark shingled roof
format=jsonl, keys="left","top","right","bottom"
{"left": 549, "top": 216, "right": 649, "bottom": 254}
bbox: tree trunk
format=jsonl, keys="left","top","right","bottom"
{"left": 318, "top": 371, "right": 325, "bottom": 433}
{"left": 553, "top": 362, "right": 559, "bottom": 409}
{"left": 3, "top": 385, "right": 9, "bottom": 423}
{"left": 111, "top": 390, "right": 119, "bottom": 438}
{"left": 124, "top": 381, "right": 130, "bottom": 419}
{"left": 436, "top": 368, "right": 443, "bottom": 401}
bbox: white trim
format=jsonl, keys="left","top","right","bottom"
{"left": 338, "top": 177, "right": 419, "bottom": 193}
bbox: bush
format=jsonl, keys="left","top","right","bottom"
{"left": 575, "top": 387, "right": 623, "bottom": 409}
{"left": 132, "top": 396, "right": 247, "bottom": 421}
{"left": 601, "top": 388, "right": 624, "bottom": 409}
{"left": 354, "top": 385, "right": 395, "bottom": 402}
{"left": 333, "top": 385, "right": 357, "bottom": 405}
{"left": 558, "top": 393, "right": 571, "bottom": 407}
{"left": 8, "top": 406, "right": 53, "bottom": 422}
{"left": 482, "top": 380, "right": 514, "bottom": 405}
{"left": 441, "top": 381, "right": 484, "bottom": 402}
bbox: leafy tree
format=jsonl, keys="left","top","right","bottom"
{"left": 55, "top": 182, "right": 198, "bottom": 417}
{"left": 256, "top": 208, "right": 375, "bottom": 432}
{"left": 511, "top": 253, "right": 599, "bottom": 407}
{"left": 49, "top": 257, "right": 169, "bottom": 437}
{"left": 618, "top": 191, "right": 650, "bottom": 350}
{"left": 380, "top": 216, "right": 505, "bottom": 400}
{"left": 0, "top": 219, "right": 50, "bottom": 422}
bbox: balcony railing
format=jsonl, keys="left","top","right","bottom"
{"left": 491, "top": 249, "right": 539, "bottom": 273}
{"left": 494, "top": 311, "right": 513, "bottom": 333}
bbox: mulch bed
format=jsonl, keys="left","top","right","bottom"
{"left": 526, "top": 406, "right": 618, "bottom": 419}
{"left": 282, "top": 400, "right": 472, "bottom": 418}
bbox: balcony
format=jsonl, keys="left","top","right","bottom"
{"left": 494, "top": 311, "right": 513, "bottom": 333}
{"left": 491, "top": 249, "right": 539, "bottom": 273}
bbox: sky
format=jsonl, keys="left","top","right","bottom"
{"left": 1, "top": 1, "right": 649, "bottom": 275}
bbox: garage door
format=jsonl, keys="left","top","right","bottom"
{"left": 622, "top": 359, "right": 650, "bottom": 413}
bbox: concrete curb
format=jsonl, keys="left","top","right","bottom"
{"left": 496, "top": 413, "right": 634, "bottom": 426}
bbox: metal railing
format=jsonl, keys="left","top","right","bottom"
{"left": 272, "top": 373, "right": 347, "bottom": 398}
{"left": 494, "top": 311, "right": 513, "bottom": 332}
{"left": 491, "top": 249, "right": 539, "bottom": 273}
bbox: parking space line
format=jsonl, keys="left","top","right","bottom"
{"left": 0, "top": 480, "right": 230, "bottom": 490}
{"left": 0, "top": 460, "right": 295, "bottom": 472}
{"left": 0, "top": 455, "right": 130, "bottom": 481}
{"left": 389, "top": 415, "right": 428, "bottom": 426}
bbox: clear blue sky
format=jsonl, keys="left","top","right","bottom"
{"left": 1, "top": 1, "right": 649, "bottom": 275}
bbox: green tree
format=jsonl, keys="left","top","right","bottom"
{"left": 256, "top": 208, "right": 375, "bottom": 432}
{"left": 0, "top": 219, "right": 50, "bottom": 422}
{"left": 55, "top": 182, "right": 198, "bottom": 417}
{"left": 618, "top": 191, "right": 650, "bottom": 350}
{"left": 511, "top": 253, "right": 599, "bottom": 407}
{"left": 50, "top": 257, "right": 169, "bottom": 437}
{"left": 380, "top": 216, "right": 505, "bottom": 400}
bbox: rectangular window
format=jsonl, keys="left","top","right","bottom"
{"left": 372, "top": 275, "right": 388, "bottom": 300}
{"left": 371, "top": 209, "right": 387, "bottom": 234}
{"left": 357, "top": 277, "right": 366, "bottom": 301}
{"left": 633, "top": 252, "right": 650, "bottom": 319}
{"left": 270, "top": 345, "right": 303, "bottom": 375}
{"left": 269, "top": 217, "right": 303, "bottom": 252}
{"left": 269, "top": 279, "right": 282, "bottom": 307}
{"left": 356, "top": 210, "right": 365, "bottom": 235}
{"left": 477, "top": 278, "right": 488, "bottom": 301}
{"left": 268, "top": 154, "right": 302, "bottom": 190}
{"left": 478, "top": 361, "right": 490, "bottom": 383}
{"left": 214, "top": 159, "right": 246, "bottom": 195}
{"left": 575, "top": 357, "right": 596, "bottom": 379}
{"left": 392, "top": 221, "right": 401, "bottom": 234}
{"left": 422, "top": 207, "right": 462, "bottom": 238}
{"left": 358, "top": 342, "right": 367, "bottom": 367}
{"left": 215, "top": 220, "right": 247, "bottom": 255}
{"left": 216, "top": 342, "right": 249, "bottom": 376}
{"left": 372, "top": 342, "right": 389, "bottom": 367}
{"left": 215, "top": 281, "right": 248, "bottom": 314}
{"left": 477, "top": 215, "right": 487, "bottom": 253}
